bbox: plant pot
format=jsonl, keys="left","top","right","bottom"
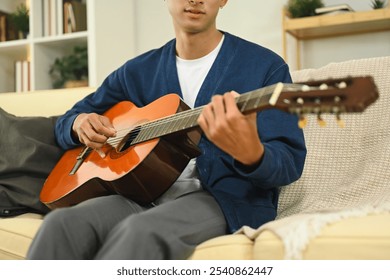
{"left": 64, "top": 80, "right": 88, "bottom": 88}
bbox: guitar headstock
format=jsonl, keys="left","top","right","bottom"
{"left": 272, "top": 76, "right": 379, "bottom": 128}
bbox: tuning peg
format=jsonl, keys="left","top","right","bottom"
{"left": 336, "top": 114, "right": 345, "bottom": 128}
{"left": 298, "top": 115, "right": 308, "bottom": 129}
{"left": 319, "top": 83, "right": 328, "bottom": 90}
{"left": 317, "top": 114, "right": 326, "bottom": 127}
{"left": 337, "top": 81, "right": 347, "bottom": 89}
{"left": 301, "top": 85, "right": 310, "bottom": 92}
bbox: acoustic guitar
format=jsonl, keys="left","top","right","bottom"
{"left": 40, "top": 77, "right": 379, "bottom": 209}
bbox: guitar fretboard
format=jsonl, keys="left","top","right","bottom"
{"left": 130, "top": 83, "right": 301, "bottom": 145}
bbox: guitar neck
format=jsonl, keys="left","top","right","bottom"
{"left": 123, "top": 76, "right": 379, "bottom": 146}
{"left": 131, "top": 84, "right": 284, "bottom": 145}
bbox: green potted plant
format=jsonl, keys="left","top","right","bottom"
{"left": 49, "top": 45, "right": 89, "bottom": 89}
{"left": 371, "top": 0, "right": 387, "bottom": 9}
{"left": 9, "top": 3, "right": 29, "bottom": 39}
{"left": 287, "top": 0, "right": 324, "bottom": 18}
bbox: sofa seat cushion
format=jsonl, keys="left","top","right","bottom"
{"left": 1, "top": 214, "right": 253, "bottom": 260}
{"left": 0, "top": 213, "right": 43, "bottom": 260}
{"left": 253, "top": 213, "right": 390, "bottom": 260}
{"left": 189, "top": 234, "right": 253, "bottom": 260}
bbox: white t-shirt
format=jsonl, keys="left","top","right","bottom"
{"left": 176, "top": 35, "right": 225, "bottom": 108}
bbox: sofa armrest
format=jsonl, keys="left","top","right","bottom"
{"left": 189, "top": 234, "right": 254, "bottom": 260}
{"left": 0, "top": 87, "right": 95, "bottom": 117}
{"left": 0, "top": 214, "right": 43, "bottom": 260}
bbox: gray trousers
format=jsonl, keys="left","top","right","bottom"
{"left": 26, "top": 190, "right": 227, "bottom": 260}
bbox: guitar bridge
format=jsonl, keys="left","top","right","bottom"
{"left": 69, "top": 146, "right": 91, "bottom": 175}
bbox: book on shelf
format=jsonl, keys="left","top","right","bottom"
{"left": 15, "top": 61, "right": 22, "bottom": 93}
{"left": 15, "top": 60, "right": 31, "bottom": 93}
{"left": 0, "top": 14, "right": 6, "bottom": 42}
{"left": 42, "top": 0, "right": 58, "bottom": 36}
{"left": 42, "top": 0, "right": 86, "bottom": 37}
{"left": 315, "top": 4, "right": 354, "bottom": 15}
{"left": 64, "top": 1, "right": 87, "bottom": 34}
{"left": 0, "top": 10, "right": 8, "bottom": 42}
{"left": 0, "top": 10, "right": 17, "bottom": 42}
{"left": 56, "top": 0, "right": 64, "bottom": 35}
{"left": 64, "top": 2, "right": 75, "bottom": 33}
{"left": 23, "top": 60, "right": 31, "bottom": 92}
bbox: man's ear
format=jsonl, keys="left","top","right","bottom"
{"left": 220, "top": 0, "right": 228, "bottom": 8}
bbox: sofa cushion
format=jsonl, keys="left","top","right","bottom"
{"left": 188, "top": 234, "right": 253, "bottom": 260}
{"left": 253, "top": 213, "right": 390, "bottom": 260}
{"left": 0, "top": 213, "right": 43, "bottom": 260}
{"left": 0, "top": 108, "right": 64, "bottom": 216}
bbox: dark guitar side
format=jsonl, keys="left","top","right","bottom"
{"left": 40, "top": 94, "right": 202, "bottom": 209}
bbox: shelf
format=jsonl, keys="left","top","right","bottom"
{"left": 285, "top": 8, "right": 390, "bottom": 39}
{"left": 282, "top": 7, "right": 390, "bottom": 69}
{"left": 0, "top": 40, "right": 29, "bottom": 55}
{"left": 33, "top": 31, "right": 88, "bottom": 45}
{"left": 0, "top": 0, "right": 136, "bottom": 94}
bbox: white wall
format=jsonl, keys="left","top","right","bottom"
{"left": 131, "top": 0, "right": 389, "bottom": 70}
{"left": 132, "top": 0, "right": 287, "bottom": 56}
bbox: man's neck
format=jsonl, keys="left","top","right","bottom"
{"left": 175, "top": 29, "right": 223, "bottom": 60}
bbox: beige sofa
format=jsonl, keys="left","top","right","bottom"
{"left": 1, "top": 56, "right": 390, "bottom": 260}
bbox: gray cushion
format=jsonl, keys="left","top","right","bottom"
{"left": 0, "top": 108, "right": 64, "bottom": 216}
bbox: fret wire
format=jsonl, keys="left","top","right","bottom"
{"left": 160, "top": 108, "right": 201, "bottom": 131}
{"left": 134, "top": 126, "right": 146, "bottom": 144}
{"left": 176, "top": 114, "right": 186, "bottom": 132}
{"left": 248, "top": 87, "right": 265, "bottom": 111}
{"left": 253, "top": 86, "right": 268, "bottom": 108}
{"left": 167, "top": 114, "right": 177, "bottom": 135}
{"left": 140, "top": 107, "right": 202, "bottom": 133}
{"left": 182, "top": 112, "right": 192, "bottom": 130}
{"left": 237, "top": 85, "right": 270, "bottom": 112}
{"left": 188, "top": 114, "right": 198, "bottom": 129}
{"left": 246, "top": 90, "right": 255, "bottom": 110}
{"left": 238, "top": 91, "right": 251, "bottom": 112}
{"left": 189, "top": 111, "right": 198, "bottom": 128}
{"left": 182, "top": 113, "right": 195, "bottom": 131}
{"left": 130, "top": 107, "right": 200, "bottom": 145}
{"left": 144, "top": 121, "right": 158, "bottom": 142}
{"left": 154, "top": 118, "right": 166, "bottom": 139}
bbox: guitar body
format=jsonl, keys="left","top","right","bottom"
{"left": 40, "top": 94, "right": 202, "bottom": 209}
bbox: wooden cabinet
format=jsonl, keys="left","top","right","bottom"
{"left": 0, "top": 0, "right": 135, "bottom": 94}
{"left": 282, "top": 7, "right": 390, "bottom": 69}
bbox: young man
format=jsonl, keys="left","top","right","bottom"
{"left": 27, "top": 0, "right": 306, "bottom": 259}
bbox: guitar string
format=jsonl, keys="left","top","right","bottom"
{"left": 108, "top": 83, "right": 303, "bottom": 136}
{"left": 104, "top": 85, "right": 271, "bottom": 147}
{"left": 103, "top": 83, "right": 308, "bottom": 148}
{"left": 102, "top": 83, "right": 309, "bottom": 148}
{"left": 104, "top": 106, "right": 204, "bottom": 147}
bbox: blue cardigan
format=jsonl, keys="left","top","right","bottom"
{"left": 55, "top": 32, "right": 306, "bottom": 232}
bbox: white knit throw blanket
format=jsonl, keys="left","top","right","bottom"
{"left": 237, "top": 56, "right": 390, "bottom": 259}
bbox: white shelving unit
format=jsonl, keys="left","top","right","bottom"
{"left": 0, "top": 0, "right": 136, "bottom": 93}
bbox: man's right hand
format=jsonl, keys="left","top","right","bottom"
{"left": 72, "top": 113, "right": 117, "bottom": 153}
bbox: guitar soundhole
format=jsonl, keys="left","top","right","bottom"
{"left": 118, "top": 126, "right": 141, "bottom": 152}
